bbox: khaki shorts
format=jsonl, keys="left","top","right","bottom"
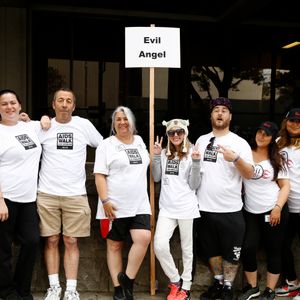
{"left": 37, "top": 192, "right": 91, "bottom": 237}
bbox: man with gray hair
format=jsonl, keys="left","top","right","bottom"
{"left": 37, "top": 88, "right": 103, "bottom": 300}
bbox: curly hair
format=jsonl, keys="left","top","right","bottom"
{"left": 277, "top": 119, "right": 300, "bottom": 150}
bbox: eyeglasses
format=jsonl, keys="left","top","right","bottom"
{"left": 206, "top": 137, "right": 215, "bottom": 150}
{"left": 167, "top": 128, "right": 185, "bottom": 137}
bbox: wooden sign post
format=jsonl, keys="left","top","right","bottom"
{"left": 125, "top": 25, "right": 180, "bottom": 295}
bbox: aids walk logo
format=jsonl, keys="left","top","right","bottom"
{"left": 57, "top": 133, "right": 73, "bottom": 150}
{"left": 125, "top": 149, "right": 142, "bottom": 164}
{"left": 165, "top": 159, "right": 180, "bottom": 175}
{"left": 203, "top": 148, "right": 218, "bottom": 162}
{"left": 15, "top": 134, "right": 37, "bottom": 150}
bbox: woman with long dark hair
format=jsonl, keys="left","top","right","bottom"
{"left": 239, "top": 121, "right": 290, "bottom": 300}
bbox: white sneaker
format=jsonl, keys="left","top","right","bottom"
{"left": 276, "top": 279, "right": 300, "bottom": 297}
{"left": 293, "top": 293, "right": 300, "bottom": 300}
{"left": 44, "top": 286, "right": 62, "bottom": 300}
{"left": 63, "top": 290, "right": 80, "bottom": 300}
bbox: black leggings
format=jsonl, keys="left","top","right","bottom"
{"left": 0, "top": 199, "right": 40, "bottom": 298}
{"left": 241, "top": 206, "right": 288, "bottom": 274}
{"left": 281, "top": 212, "right": 300, "bottom": 281}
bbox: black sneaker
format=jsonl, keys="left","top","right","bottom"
{"left": 260, "top": 288, "right": 275, "bottom": 300}
{"left": 21, "top": 295, "right": 34, "bottom": 300}
{"left": 238, "top": 284, "right": 260, "bottom": 300}
{"left": 113, "top": 286, "right": 126, "bottom": 300}
{"left": 200, "top": 279, "right": 223, "bottom": 300}
{"left": 113, "top": 292, "right": 126, "bottom": 300}
{"left": 220, "top": 285, "right": 233, "bottom": 300}
{"left": 117, "top": 272, "right": 134, "bottom": 300}
{"left": 3, "top": 292, "right": 22, "bottom": 300}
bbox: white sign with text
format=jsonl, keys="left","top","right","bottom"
{"left": 125, "top": 27, "right": 180, "bottom": 68}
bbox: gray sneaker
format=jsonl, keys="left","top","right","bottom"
{"left": 238, "top": 285, "right": 260, "bottom": 300}
{"left": 63, "top": 291, "right": 80, "bottom": 300}
{"left": 44, "top": 286, "right": 62, "bottom": 300}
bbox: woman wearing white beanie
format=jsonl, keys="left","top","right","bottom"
{"left": 152, "top": 119, "right": 201, "bottom": 300}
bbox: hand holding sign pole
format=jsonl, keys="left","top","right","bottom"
{"left": 125, "top": 24, "right": 180, "bottom": 295}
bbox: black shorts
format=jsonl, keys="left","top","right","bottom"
{"left": 107, "top": 214, "right": 151, "bottom": 241}
{"left": 195, "top": 210, "right": 245, "bottom": 263}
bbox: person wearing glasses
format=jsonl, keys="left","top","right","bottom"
{"left": 194, "top": 97, "right": 254, "bottom": 300}
{"left": 239, "top": 121, "right": 289, "bottom": 300}
{"left": 152, "top": 119, "right": 201, "bottom": 300}
{"left": 275, "top": 108, "right": 300, "bottom": 299}
{"left": 94, "top": 106, "right": 151, "bottom": 300}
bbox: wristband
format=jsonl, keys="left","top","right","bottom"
{"left": 275, "top": 204, "right": 282, "bottom": 210}
{"left": 101, "top": 198, "right": 110, "bottom": 205}
{"left": 233, "top": 154, "right": 240, "bottom": 163}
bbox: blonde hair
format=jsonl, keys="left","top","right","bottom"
{"left": 167, "top": 139, "right": 191, "bottom": 161}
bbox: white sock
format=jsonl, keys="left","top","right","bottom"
{"left": 66, "top": 279, "right": 77, "bottom": 292}
{"left": 214, "top": 274, "right": 224, "bottom": 283}
{"left": 48, "top": 274, "right": 60, "bottom": 288}
{"left": 224, "top": 280, "right": 232, "bottom": 287}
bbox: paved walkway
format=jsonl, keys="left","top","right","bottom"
{"left": 33, "top": 292, "right": 290, "bottom": 300}
{"left": 33, "top": 292, "right": 168, "bottom": 300}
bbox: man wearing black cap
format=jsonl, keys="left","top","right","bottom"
{"left": 194, "top": 97, "right": 254, "bottom": 300}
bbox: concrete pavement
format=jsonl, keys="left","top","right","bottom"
{"left": 32, "top": 292, "right": 291, "bottom": 300}
{"left": 33, "top": 292, "right": 168, "bottom": 300}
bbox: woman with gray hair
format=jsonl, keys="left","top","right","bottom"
{"left": 94, "top": 106, "right": 151, "bottom": 300}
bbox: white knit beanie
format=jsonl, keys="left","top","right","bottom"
{"left": 162, "top": 119, "right": 189, "bottom": 155}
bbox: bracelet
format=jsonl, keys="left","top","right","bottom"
{"left": 233, "top": 154, "right": 240, "bottom": 163}
{"left": 101, "top": 198, "right": 110, "bottom": 205}
{"left": 275, "top": 204, "right": 282, "bottom": 210}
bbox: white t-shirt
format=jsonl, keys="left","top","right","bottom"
{"left": 243, "top": 159, "right": 289, "bottom": 213}
{"left": 155, "top": 149, "right": 200, "bottom": 219}
{"left": 94, "top": 135, "right": 151, "bottom": 219}
{"left": 196, "top": 131, "right": 253, "bottom": 212}
{"left": 38, "top": 116, "right": 103, "bottom": 196}
{"left": 0, "top": 121, "right": 42, "bottom": 203}
{"left": 280, "top": 146, "right": 300, "bottom": 213}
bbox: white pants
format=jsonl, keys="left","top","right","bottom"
{"left": 154, "top": 216, "right": 194, "bottom": 290}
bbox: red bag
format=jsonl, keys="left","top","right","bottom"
{"left": 100, "top": 219, "right": 111, "bottom": 238}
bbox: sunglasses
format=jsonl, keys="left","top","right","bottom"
{"left": 167, "top": 128, "right": 185, "bottom": 137}
{"left": 206, "top": 137, "right": 215, "bottom": 150}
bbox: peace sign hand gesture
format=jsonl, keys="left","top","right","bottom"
{"left": 154, "top": 135, "right": 163, "bottom": 155}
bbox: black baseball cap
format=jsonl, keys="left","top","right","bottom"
{"left": 286, "top": 108, "right": 300, "bottom": 120}
{"left": 257, "top": 121, "right": 278, "bottom": 138}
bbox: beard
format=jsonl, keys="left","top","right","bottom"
{"left": 211, "top": 118, "right": 230, "bottom": 130}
